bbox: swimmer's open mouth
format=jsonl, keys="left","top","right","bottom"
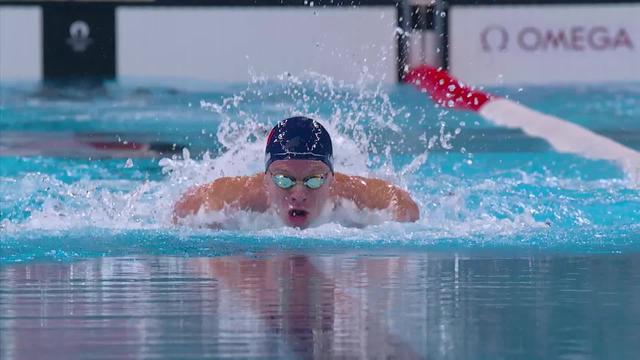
{"left": 289, "top": 209, "right": 308, "bottom": 218}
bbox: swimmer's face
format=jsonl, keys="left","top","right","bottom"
{"left": 264, "top": 160, "right": 334, "bottom": 229}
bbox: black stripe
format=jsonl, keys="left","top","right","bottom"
{"left": 2, "top": 0, "right": 639, "bottom": 5}
{"left": 441, "top": 5, "right": 449, "bottom": 70}
{"left": 42, "top": 4, "right": 116, "bottom": 82}
{"left": 396, "top": 2, "right": 409, "bottom": 82}
{"left": 0, "top": 0, "right": 396, "bottom": 6}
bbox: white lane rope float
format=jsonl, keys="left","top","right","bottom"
{"left": 405, "top": 65, "right": 640, "bottom": 182}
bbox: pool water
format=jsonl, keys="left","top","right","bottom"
{"left": 1, "top": 76, "right": 639, "bottom": 359}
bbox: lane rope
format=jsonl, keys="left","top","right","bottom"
{"left": 405, "top": 65, "right": 640, "bottom": 181}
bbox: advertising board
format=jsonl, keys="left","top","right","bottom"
{"left": 449, "top": 4, "right": 640, "bottom": 85}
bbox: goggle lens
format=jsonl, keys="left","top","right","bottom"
{"left": 272, "top": 174, "right": 296, "bottom": 189}
{"left": 271, "top": 174, "right": 326, "bottom": 190}
{"left": 303, "top": 176, "right": 325, "bottom": 189}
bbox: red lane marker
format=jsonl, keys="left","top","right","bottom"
{"left": 87, "top": 141, "right": 142, "bottom": 150}
{"left": 404, "top": 65, "right": 492, "bottom": 112}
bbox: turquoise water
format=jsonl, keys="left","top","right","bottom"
{"left": 1, "top": 78, "right": 639, "bottom": 359}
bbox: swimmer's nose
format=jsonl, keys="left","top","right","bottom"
{"left": 289, "top": 185, "right": 307, "bottom": 204}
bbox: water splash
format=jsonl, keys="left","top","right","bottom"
{"left": 2, "top": 75, "right": 639, "bottom": 261}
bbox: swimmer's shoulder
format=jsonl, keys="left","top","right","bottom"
{"left": 331, "top": 172, "right": 387, "bottom": 195}
{"left": 330, "top": 173, "right": 419, "bottom": 222}
{"left": 330, "top": 173, "right": 374, "bottom": 203}
{"left": 211, "top": 173, "right": 268, "bottom": 210}
{"left": 208, "top": 173, "right": 264, "bottom": 190}
{"left": 176, "top": 174, "right": 267, "bottom": 216}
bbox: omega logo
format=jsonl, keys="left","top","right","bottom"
{"left": 481, "top": 25, "right": 509, "bottom": 52}
{"left": 481, "top": 25, "right": 634, "bottom": 52}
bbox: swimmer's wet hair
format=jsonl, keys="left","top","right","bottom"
{"left": 265, "top": 116, "right": 334, "bottom": 173}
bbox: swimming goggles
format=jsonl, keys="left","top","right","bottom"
{"left": 270, "top": 173, "right": 327, "bottom": 190}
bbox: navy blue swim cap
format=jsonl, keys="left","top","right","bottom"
{"left": 265, "top": 116, "right": 334, "bottom": 173}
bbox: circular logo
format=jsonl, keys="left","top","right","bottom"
{"left": 66, "top": 20, "right": 93, "bottom": 52}
{"left": 481, "top": 25, "right": 509, "bottom": 52}
{"left": 69, "top": 20, "right": 90, "bottom": 40}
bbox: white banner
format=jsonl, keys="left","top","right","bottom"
{"left": 117, "top": 7, "right": 397, "bottom": 84}
{"left": 449, "top": 4, "right": 640, "bottom": 85}
{"left": 0, "top": 7, "right": 42, "bottom": 81}
{"left": 0, "top": 6, "right": 397, "bottom": 84}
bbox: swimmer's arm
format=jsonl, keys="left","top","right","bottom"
{"left": 332, "top": 173, "right": 419, "bottom": 222}
{"left": 172, "top": 174, "right": 267, "bottom": 222}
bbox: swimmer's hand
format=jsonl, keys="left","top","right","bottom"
{"left": 331, "top": 173, "right": 419, "bottom": 222}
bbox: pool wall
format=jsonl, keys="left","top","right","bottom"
{"left": 2, "top": 0, "right": 639, "bottom": 86}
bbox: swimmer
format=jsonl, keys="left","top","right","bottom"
{"left": 173, "top": 116, "right": 419, "bottom": 228}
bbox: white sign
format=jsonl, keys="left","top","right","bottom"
{"left": 0, "top": 7, "right": 42, "bottom": 81}
{"left": 117, "top": 7, "right": 397, "bottom": 84}
{"left": 449, "top": 4, "right": 640, "bottom": 85}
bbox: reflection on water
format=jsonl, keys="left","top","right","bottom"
{"left": 1, "top": 252, "right": 639, "bottom": 359}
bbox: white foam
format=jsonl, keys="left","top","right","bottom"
{"left": 2, "top": 163, "right": 561, "bottom": 242}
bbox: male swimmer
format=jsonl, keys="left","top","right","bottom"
{"left": 173, "top": 116, "right": 419, "bottom": 228}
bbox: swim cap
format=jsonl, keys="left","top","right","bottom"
{"left": 265, "top": 116, "right": 334, "bottom": 173}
